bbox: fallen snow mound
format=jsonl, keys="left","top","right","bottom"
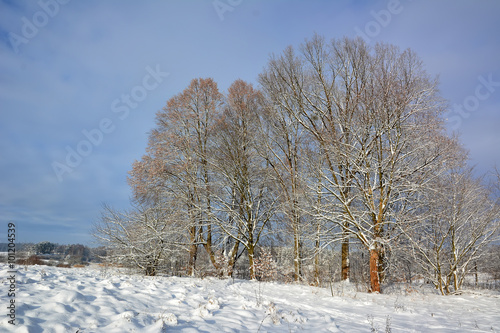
{"left": 1, "top": 264, "right": 499, "bottom": 332}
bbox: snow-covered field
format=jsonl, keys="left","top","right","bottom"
{"left": 1, "top": 264, "right": 499, "bottom": 332}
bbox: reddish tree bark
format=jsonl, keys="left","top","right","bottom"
{"left": 369, "top": 247, "right": 381, "bottom": 293}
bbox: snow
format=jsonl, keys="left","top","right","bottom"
{"left": 1, "top": 264, "right": 500, "bottom": 332}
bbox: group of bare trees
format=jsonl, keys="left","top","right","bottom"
{"left": 399, "top": 167, "right": 500, "bottom": 294}
{"left": 93, "top": 35, "right": 499, "bottom": 294}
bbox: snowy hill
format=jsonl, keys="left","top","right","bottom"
{"left": 1, "top": 264, "right": 499, "bottom": 332}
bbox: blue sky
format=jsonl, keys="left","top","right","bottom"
{"left": 1, "top": 0, "right": 499, "bottom": 246}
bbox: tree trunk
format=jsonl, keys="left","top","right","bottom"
{"left": 203, "top": 224, "right": 219, "bottom": 271}
{"left": 314, "top": 229, "right": 321, "bottom": 286}
{"left": 248, "top": 244, "right": 256, "bottom": 280}
{"left": 474, "top": 262, "right": 478, "bottom": 288}
{"left": 341, "top": 230, "right": 350, "bottom": 281}
{"left": 227, "top": 239, "right": 240, "bottom": 277}
{"left": 314, "top": 183, "right": 322, "bottom": 286}
{"left": 293, "top": 228, "right": 302, "bottom": 282}
{"left": 378, "top": 245, "right": 385, "bottom": 283}
{"left": 369, "top": 247, "right": 381, "bottom": 293}
{"left": 187, "top": 226, "right": 198, "bottom": 276}
{"left": 452, "top": 269, "right": 459, "bottom": 293}
{"left": 202, "top": 159, "right": 219, "bottom": 272}
{"left": 435, "top": 255, "right": 446, "bottom": 295}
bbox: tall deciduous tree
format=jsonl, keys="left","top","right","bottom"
{"left": 259, "top": 35, "right": 453, "bottom": 292}
{"left": 211, "top": 80, "right": 279, "bottom": 280}
{"left": 128, "top": 78, "right": 223, "bottom": 276}
{"left": 258, "top": 89, "right": 309, "bottom": 282}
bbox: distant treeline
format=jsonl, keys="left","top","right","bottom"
{"left": 0, "top": 242, "right": 107, "bottom": 264}
{"left": 0, "top": 243, "right": 33, "bottom": 252}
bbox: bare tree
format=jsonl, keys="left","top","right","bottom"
{"left": 128, "top": 78, "right": 224, "bottom": 275}
{"left": 404, "top": 165, "right": 500, "bottom": 294}
{"left": 211, "top": 80, "right": 279, "bottom": 280}
{"left": 259, "top": 35, "right": 452, "bottom": 292}
{"left": 92, "top": 201, "right": 185, "bottom": 276}
{"left": 118, "top": 35, "right": 495, "bottom": 290}
{"left": 258, "top": 90, "right": 310, "bottom": 282}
